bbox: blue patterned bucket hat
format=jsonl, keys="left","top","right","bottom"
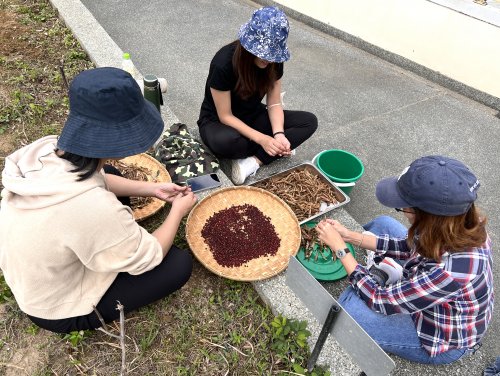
{"left": 238, "top": 6, "right": 290, "bottom": 63}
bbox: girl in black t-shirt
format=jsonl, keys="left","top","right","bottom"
{"left": 197, "top": 6, "right": 317, "bottom": 185}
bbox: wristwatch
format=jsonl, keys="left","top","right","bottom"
{"left": 335, "top": 247, "right": 351, "bottom": 259}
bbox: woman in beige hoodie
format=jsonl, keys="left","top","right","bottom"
{"left": 0, "top": 67, "right": 196, "bottom": 333}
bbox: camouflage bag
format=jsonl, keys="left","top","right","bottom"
{"left": 153, "top": 123, "right": 219, "bottom": 183}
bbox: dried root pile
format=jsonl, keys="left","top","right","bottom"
{"left": 253, "top": 169, "right": 338, "bottom": 222}
{"left": 300, "top": 225, "right": 335, "bottom": 262}
{"left": 109, "top": 160, "right": 155, "bottom": 210}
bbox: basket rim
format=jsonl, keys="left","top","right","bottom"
{"left": 185, "top": 186, "right": 301, "bottom": 281}
{"left": 118, "top": 153, "right": 171, "bottom": 221}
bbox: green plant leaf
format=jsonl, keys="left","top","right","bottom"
{"left": 292, "top": 363, "right": 305, "bottom": 374}
{"left": 299, "top": 329, "right": 311, "bottom": 338}
{"left": 283, "top": 325, "right": 290, "bottom": 336}
{"left": 275, "top": 327, "right": 283, "bottom": 337}
{"left": 271, "top": 320, "right": 281, "bottom": 328}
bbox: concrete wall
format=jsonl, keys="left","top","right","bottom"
{"left": 272, "top": 0, "right": 500, "bottom": 100}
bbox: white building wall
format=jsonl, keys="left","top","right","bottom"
{"left": 274, "top": 0, "right": 500, "bottom": 98}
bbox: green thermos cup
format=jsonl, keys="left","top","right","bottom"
{"left": 143, "top": 74, "right": 163, "bottom": 112}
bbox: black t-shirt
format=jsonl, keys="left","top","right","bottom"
{"left": 198, "top": 42, "right": 284, "bottom": 126}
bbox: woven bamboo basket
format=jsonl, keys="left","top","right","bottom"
{"left": 185, "top": 186, "right": 301, "bottom": 281}
{"left": 118, "top": 153, "right": 171, "bottom": 221}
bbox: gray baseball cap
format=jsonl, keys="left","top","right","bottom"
{"left": 376, "top": 155, "right": 480, "bottom": 216}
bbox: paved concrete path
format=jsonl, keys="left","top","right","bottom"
{"left": 72, "top": 0, "right": 499, "bottom": 374}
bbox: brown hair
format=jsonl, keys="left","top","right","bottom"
{"left": 232, "top": 40, "right": 279, "bottom": 100}
{"left": 407, "top": 204, "right": 487, "bottom": 261}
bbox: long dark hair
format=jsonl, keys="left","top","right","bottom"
{"left": 57, "top": 150, "right": 100, "bottom": 181}
{"left": 232, "top": 40, "right": 280, "bottom": 100}
{"left": 407, "top": 204, "right": 487, "bottom": 261}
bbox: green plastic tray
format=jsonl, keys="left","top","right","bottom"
{"left": 296, "top": 222, "right": 355, "bottom": 281}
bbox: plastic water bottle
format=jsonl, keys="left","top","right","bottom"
{"left": 121, "top": 52, "right": 140, "bottom": 80}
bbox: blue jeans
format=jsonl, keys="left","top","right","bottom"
{"left": 362, "top": 215, "right": 407, "bottom": 238}
{"left": 338, "top": 216, "right": 471, "bottom": 364}
{"left": 484, "top": 357, "right": 500, "bottom": 376}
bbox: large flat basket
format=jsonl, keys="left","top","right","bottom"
{"left": 185, "top": 186, "right": 301, "bottom": 281}
{"left": 118, "top": 153, "right": 171, "bottom": 221}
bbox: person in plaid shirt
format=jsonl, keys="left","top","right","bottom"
{"left": 316, "top": 155, "right": 493, "bottom": 364}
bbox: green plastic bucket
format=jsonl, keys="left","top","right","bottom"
{"left": 314, "top": 149, "right": 364, "bottom": 195}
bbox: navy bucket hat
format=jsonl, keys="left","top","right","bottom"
{"left": 57, "top": 67, "right": 164, "bottom": 158}
{"left": 238, "top": 6, "right": 290, "bottom": 63}
{"left": 376, "top": 155, "right": 480, "bottom": 216}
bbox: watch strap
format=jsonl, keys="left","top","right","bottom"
{"left": 336, "top": 247, "right": 351, "bottom": 258}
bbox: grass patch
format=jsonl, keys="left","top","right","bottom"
{"left": 0, "top": 0, "right": 93, "bottom": 149}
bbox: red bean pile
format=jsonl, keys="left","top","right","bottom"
{"left": 201, "top": 204, "right": 281, "bottom": 267}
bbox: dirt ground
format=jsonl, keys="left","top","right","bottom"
{"left": 0, "top": 4, "right": 89, "bottom": 373}
{"left": 0, "top": 9, "right": 26, "bottom": 159}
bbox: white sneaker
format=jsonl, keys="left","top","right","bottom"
{"left": 231, "top": 157, "right": 259, "bottom": 185}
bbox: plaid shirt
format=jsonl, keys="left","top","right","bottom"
{"left": 349, "top": 235, "right": 494, "bottom": 357}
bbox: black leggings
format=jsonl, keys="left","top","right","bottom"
{"left": 199, "top": 110, "right": 318, "bottom": 165}
{"left": 27, "top": 246, "right": 192, "bottom": 333}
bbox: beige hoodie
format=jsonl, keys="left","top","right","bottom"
{"left": 0, "top": 136, "right": 163, "bottom": 319}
